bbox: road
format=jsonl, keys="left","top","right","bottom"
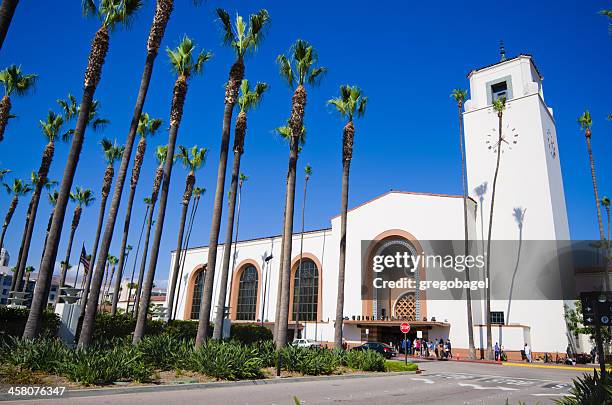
{"left": 5, "top": 360, "right": 588, "bottom": 405}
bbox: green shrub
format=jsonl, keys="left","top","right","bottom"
{"left": 230, "top": 324, "right": 273, "bottom": 345}
{"left": 187, "top": 341, "right": 263, "bottom": 380}
{"left": 90, "top": 313, "right": 164, "bottom": 343}
{"left": 137, "top": 334, "right": 193, "bottom": 370}
{"left": 1, "top": 337, "right": 68, "bottom": 373}
{"left": 297, "top": 349, "right": 338, "bottom": 375}
{"left": 0, "top": 307, "right": 60, "bottom": 338}
{"left": 343, "top": 350, "right": 386, "bottom": 372}
{"left": 253, "top": 340, "right": 277, "bottom": 368}
{"left": 163, "top": 320, "right": 199, "bottom": 340}
{"left": 280, "top": 345, "right": 309, "bottom": 372}
{"left": 554, "top": 370, "right": 612, "bottom": 405}
{"left": 385, "top": 360, "right": 418, "bottom": 372}
{"left": 60, "top": 344, "right": 152, "bottom": 385}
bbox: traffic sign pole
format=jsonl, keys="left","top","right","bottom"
{"left": 404, "top": 332, "right": 407, "bottom": 366}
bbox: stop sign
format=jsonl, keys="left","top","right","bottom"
{"left": 400, "top": 322, "right": 410, "bottom": 333}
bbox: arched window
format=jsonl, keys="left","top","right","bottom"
{"left": 292, "top": 259, "right": 319, "bottom": 321}
{"left": 190, "top": 270, "right": 205, "bottom": 320}
{"left": 236, "top": 265, "right": 258, "bottom": 320}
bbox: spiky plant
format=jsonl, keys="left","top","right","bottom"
{"left": 0, "top": 64, "right": 37, "bottom": 141}
{"left": 197, "top": 8, "right": 270, "bottom": 345}
{"left": 110, "top": 113, "right": 163, "bottom": 315}
{"left": 167, "top": 145, "right": 207, "bottom": 320}
{"left": 27, "top": 0, "right": 142, "bottom": 340}
{"left": 133, "top": 35, "right": 211, "bottom": 345}
{"left": 212, "top": 80, "right": 268, "bottom": 338}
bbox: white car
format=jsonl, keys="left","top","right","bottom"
{"left": 293, "top": 339, "right": 322, "bottom": 349}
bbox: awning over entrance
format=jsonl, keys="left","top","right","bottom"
{"left": 343, "top": 320, "right": 450, "bottom": 329}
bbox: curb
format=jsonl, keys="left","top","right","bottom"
{"left": 501, "top": 362, "right": 607, "bottom": 371}
{"left": 0, "top": 371, "right": 418, "bottom": 401}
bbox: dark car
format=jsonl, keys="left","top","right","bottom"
{"left": 352, "top": 342, "right": 398, "bottom": 359}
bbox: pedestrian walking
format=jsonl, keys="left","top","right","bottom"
{"left": 524, "top": 343, "right": 532, "bottom": 363}
{"left": 494, "top": 342, "right": 500, "bottom": 361}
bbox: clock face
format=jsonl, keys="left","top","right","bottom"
{"left": 485, "top": 122, "right": 519, "bottom": 154}
{"left": 546, "top": 129, "right": 557, "bottom": 159}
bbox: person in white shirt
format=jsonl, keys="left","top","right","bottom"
{"left": 524, "top": 343, "right": 532, "bottom": 362}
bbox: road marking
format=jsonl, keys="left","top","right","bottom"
{"left": 409, "top": 378, "right": 434, "bottom": 384}
{"left": 531, "top": 393, "right": 570, "bottom": 397}
{"left": 458, "top": 383, "right": 518, "bottom": 391}
{"left": 502, "top": 362, "right": 596, "bottom": 371}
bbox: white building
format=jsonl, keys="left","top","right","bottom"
{"left": 169, "top": 55, "right": 601, "bottom": 359}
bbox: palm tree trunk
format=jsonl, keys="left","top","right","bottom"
{"left": 112, "top": 138, "right": 148, "bottom": 315}
{"left": 133, "top": 74, "right": 187, "bottom": 345}
{"left": 276, "top": 84, "right": 306, "bottom": 348}
{"left": 0, "top": 0, "right": 18, "bottom": 52}
{"left": 39, "top": 209, "right": 54, "bottom": 304}
{"left": 213, "top": 150, "right": 243, "bottom": 339}
{"left": 225, "top": 184, "right": 243, "bottom": 321}
{"left": 585, "top": 134, "right": 609, "bottom": 290}
{"left": 172, "top": 194, "right": 199, "bottom": 320}
{"left": 77, "top": 0, "right": 173, "bottom": 348}
{"left": 457, "top": 102, "right": 476, "bottom": 359}
{"left": 13, "top": 142, "right": 54, "bottom": 294}
{"left": 24, "top": 24, "right": 109, "bottom": 339}
{"left": 484, "top": 112, "right": 503, "bottom": 360}
{"left": 294, "top": 174, "right": 309, "bottom": 340}
{"left": 126, "top": 204, "right": 149, "bottom": 313}
{"left": 0, "top": 195, "right": 17, "bottom": 250}
{"left": 10, "top": 201, "right": 31, "bottom": 293}
{"left": 0, "top": 94, "right": 11, "bottom": 142}
{"left": 56, "top": 206, "right": 80, "bottom": 306}
{"left": 335, "top": 121, "right": 353, "bottom": 349}
{"left": 22, "top": 271, "right": 30, "bottom": 293}
{"left": 100, "top": 262, "right": 109, "bottom": 309}
{"left": 134, "top": 199, "right": 156, "bottom": 316}
{"left": 196, "top": 58, "right": 244, "bottom": 346}
{"left": 273, "top": 227, "right": 287, "bottom": 339}
{"left": 167, "top": 173, "right": 194, "bottom": 320}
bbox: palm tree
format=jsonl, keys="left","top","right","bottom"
{"left": 132, "top": 36, "right": 211, "bottom": 345}
{"left": 327, "top": 85, "right": 367, "bottom": 349}
{"left": 110, "top": 113, "right": 162, "bottom": 315}
{"left": 126, "top": 195, "right": 149, "bottom": 314}
{"left": 25, "top": 0, "right": 142, "bottom": 340}
{"left": 21, "top": 265, "right": 33, "bottom": 293}
{"left": 133, "top": 147, "right": 167, "bottom": 317}
{"left": 483, "top": 97, "right": 507, "bottom": 360}
{"left": 603, "top": 197, "right": 611, "bottom": 274}
{"left": 292, "top": 165, "right": 312, "bottom": 340}
{"left": 578, "top": 111, "right": 608, "bottom": 291}
{"left": 0, "top": 178, "right": 31, "bottom": 250}
{"left": 167, "top": 145, "right": 207, "bottom": 320}
{"left": 11, "top": 111, "right": 64, "bottom": 295}
{"left": 600, "top": 9, "right": 612, "bottom": 32}
{"left": 212, "top": 80, "right": 268, "bottom": 338}
{"left": 55, "top": 187, "right": 94, "bottom": 305}
{"left": 272, "top": 121, "right": 305, "bottom": 339}
{"left": 0, "top": 64, "right": 36, "bottom": 141}
{"left": 12, "top": 173, "right": 56, "bottom": 293}
{"left": 196, "top": 8, "right": 270, "bottom": 346}
{"left": 0, "top": 0, "right": 19, "bottom": 51}
{"left": 273, "top": 40, "right": 326, "bottom": 348}
{"left": 172, "top": 186, "right": 204, "bottom": 319}
{"left": 451, "top": 88, "right": 477, "bottom": 359}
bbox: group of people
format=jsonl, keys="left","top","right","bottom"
{"left": 401, "top": 338, "right": 452, "bottom": 360}
{"left": 494, "top": 342, "right": 508, "bottom": 361}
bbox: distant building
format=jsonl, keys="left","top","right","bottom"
{"left": 0, "top": 269, "right": 61, "bottom": 307}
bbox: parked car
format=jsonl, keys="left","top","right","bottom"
{"left": 293, "top": 339, "right": 322, "bottom": 349}
{"left": 352, "top": 342, "right": 398, "bottom": 359}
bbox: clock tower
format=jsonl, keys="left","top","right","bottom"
{"left": 462, "top": 54, "right": 572, "bottom": 352}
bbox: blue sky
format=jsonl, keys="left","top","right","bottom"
{"left": 0, "top": 0, "right": 610, "bottom": 287}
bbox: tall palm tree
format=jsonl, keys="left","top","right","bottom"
{"left": 25, "top": 0, "right": 142, "bottom": 340}
{"left": 172, "top": 186, "right": 204, "bottom": 319}
{"left": 328, "top": 85, "right": 367, "bottom": 349}
{"left": 38, "top": 190, "right": 59, "bottom": 304}
{"left": 125, "top": 198, "right": 150, "bottom": 314}
{"left": 603, "top": 197, "right": 611, "bottom": 275}
{"left": 88, "top": 0, "right": 177, "bottom": 325}
{"left": 132, "top": 36, "right": 211, "bottom": 345}
{"left": 292, "top": 165, "right": 312, "bottom": 340}
{"left": 11, "top": 111, "right": 64, "bottom": 295}
{"left": 0, "top": 64, "right": 36, "bottom": 142}
{"left": 451, "top": 88, "right": 476, "bottom": 359}
{"left": 196, "top": 8, "right": 270, "bottom": 346}
{"left": 272, "top": 121, "right": 305, "bottom": 339}
{"left": 167, "top": 145, "right": 207, "bottom": 320}
{"left": 56, "top": 186, "right": 94, "bottom": 305}
{"left": 110, "top": 113, "right": 162, "bottom": 315}
{"left": 212, "top": 80, "right": 268, "bottom": 338}
{"left": 578, "top": 111, "right": 608, "bottom": 291}
{"left": 21, "top": 265, "right": 33, "bottom": 293}
{"left": 0, "top": 178, "right": 31, "bottom": 250}
{"left": 483, "top": 97, "right": 507, "bottom": 360}
{"left": 274, "top": 40, "right": 326, "bottom": 348}
{"left": 11, "top": 173, "right": 56, "bottom": 293}
{"left": 133, "top": 147, "right": 167, "bottom": 317}
{"left": 0, "top": 0, "right": 19, "bottom": 51}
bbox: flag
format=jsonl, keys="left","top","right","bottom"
{"left": 79, "top": 245, "right": 90, "bottom": 274}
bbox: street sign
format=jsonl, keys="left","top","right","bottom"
{"left": 580, "top": 291, "right": 612, "bottom": 326}
{"left": 400, "top": 322, "right": 410, "bottom": 333}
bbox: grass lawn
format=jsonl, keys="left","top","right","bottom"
{"left": 385, "top": 360, "right": 418, "bottom": 372}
